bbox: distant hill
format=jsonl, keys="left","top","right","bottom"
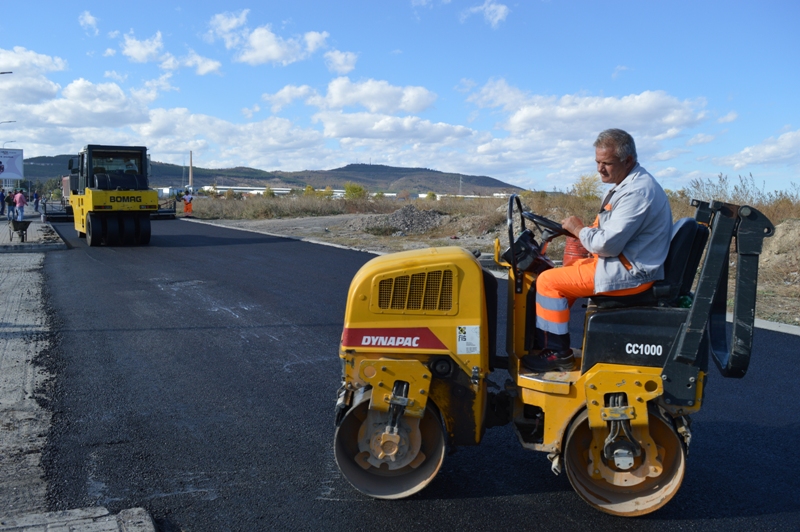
{"left": 23, "top": 156, "right": 523, "bottom": 196}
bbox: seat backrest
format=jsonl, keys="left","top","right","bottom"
{"left": 653, "top": 217, "right": 709, "bottom": 300}
{"left": 93, "top": 166, "right": 106, "bottom": 175}
{"left": 592, "top": 217, "right": 708, "bottom": 309}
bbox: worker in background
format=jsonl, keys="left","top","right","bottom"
{"left": 33, "top": 191, "right": 39, "bottom": 213}
{"left": 523, "top": 128, "right": 673, "bottom": 373}
{"left": 183, "top": 190, "right": 193, "bottom": 217}
{"left": 5, "top": 189, "right": 16, "bottom": 221}
{"left": 0, "top": 189, "right": 5, "bottom": 217}
{"left": 14, "top": 189, "right": 27, "bottom": 221}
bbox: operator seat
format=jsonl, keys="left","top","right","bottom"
{"left": 589, "top": 217, "right": 709, "bottom": 309}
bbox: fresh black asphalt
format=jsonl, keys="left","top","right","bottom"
{"left": 40, "top": 219, "right": 800, "bottom": 531}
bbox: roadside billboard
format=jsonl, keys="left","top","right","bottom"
{"left": 0, "top": 149, "right": 23, "bottom": 180}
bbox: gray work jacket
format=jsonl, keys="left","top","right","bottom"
{"left": 578, "top": 164, "right": 672, "bottom": 294}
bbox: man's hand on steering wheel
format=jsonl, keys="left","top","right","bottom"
{"left": 560, "top": 216, "right": 585, "bottom": 237}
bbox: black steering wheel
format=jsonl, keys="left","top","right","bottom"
{"left": 521, "top": 211, "right": 572, "bottom": 238}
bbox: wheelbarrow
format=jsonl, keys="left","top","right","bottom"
{"left": 9, "top": 219, "right": 32, "bottom": 242}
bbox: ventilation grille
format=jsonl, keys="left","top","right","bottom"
{"left": 377, "top": 269, "right": 453, "bottom": 312}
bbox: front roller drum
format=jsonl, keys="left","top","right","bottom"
{"left": 564, "top": 409, "right": 686, "bottom": 516}
{"left": 334, "top": 390, "right": 446, "bottom": 499}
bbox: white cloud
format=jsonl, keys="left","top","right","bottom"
{"left": 207, "top": 11, "right": 328, "bottom": 67}
{"left": 461, "top": 1, "right": 509, "bottom": 29}
{"left": 716, "top": 129, "right": 800, "bottom": 170}
{"left": 460, "top": 79, "right": 712, "bottom": 188}
{"left": 304, "top": 31, "right": 328, "bottom": 54}
{"left": 103, "top": 48, "right": 117, "bottom": 57}
{"left": 108, "top": 30, "right": 120, "bottom": 39}
{"left": 455, "top": 78, "right": 476, "bottom": 93}
{"left": 313, "top": 111, "right": 472, "bottom": 144}
{"left": 157, "top": 50, "right": 221, "bottom": 75}
{"left": 184, "top": 50, "right": 222, "bottom": 75}
{"left": 79, "top": 11, "right": 99, "bottom": 36}
{"left": 470, "top": 81, "right": 705, "bottom": 139}
{"left": 122, "top": 31, "right": 164, "bottom": 63}
{"left": 104, "top": 70, "right": 127, "bottom": 83}
{"left": 159, "top": 53, "right": 181, "bottom": 71}
{"left": 687, "top": 133, "right": 714, "bottom": 146}
{"left": 237, "top": 26, "right": 329, "bottom": 66}
{"left": 242, "top": 104, "right": 260, "bottom": 118}
{"left": 467, "top": 78, "right": 528, "bottom": 111}
{"left": 207, "top": 9, "right": 250, "bottom": 49}
{"left": 27, "top": 78, "right": 149, "bottom": 128}
{"left": 324, "top": 50, "right": 357, "bottom": 74}
{"left": 718, "top": 111, "right": 737, "bottom": 123}
{"left": 0, "top": 47, "right": 66, "bottom": 104}
{"left": 262, "top": 85, "right": 315, "bottom": 113}
{"left": 612, "top": 65, "right": 629, "bottom": 79}
{"left": 311, "top": 77, "right": 437, "bottom": 114}
{"left": 652, "top": 149, "right": 689, "bottom": 161}
{"left": 129, "top": 73, "right": 178, "bottom": 103}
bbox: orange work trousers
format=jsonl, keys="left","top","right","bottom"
{"left": 184, "top": 201, "right": 193, "bottom": 215}
{"left": 535, "top": 257, "right": 652, "bottom": 351}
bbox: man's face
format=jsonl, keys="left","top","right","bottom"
{"left": 596, "top": 146, "right": 634, "bottom": 185}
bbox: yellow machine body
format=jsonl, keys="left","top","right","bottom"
{"left": 339, "top": 247, "right": 491, "bottom": 446}
{"left": 70, "top": 188, "right": 159, "bottom": 234}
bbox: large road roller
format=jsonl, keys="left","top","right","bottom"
{"left": 333, "top": 195, "right": 773, "bottom": 516}
{"left": 68, "top": 144, "right": 158, "bottom": 246}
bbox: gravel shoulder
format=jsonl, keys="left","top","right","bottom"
{"left": 198, "top": 211, "right": 501, "bottom": 256}
{"left": 0, "top": 254, "right": 51, "bottom": 517}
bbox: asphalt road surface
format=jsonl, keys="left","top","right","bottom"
{"left": 41, "top": 220, "right": 800, "bottom": 531}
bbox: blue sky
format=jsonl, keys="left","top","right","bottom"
{"left": 0, "top": 1, "right": 798, "bottom": 192}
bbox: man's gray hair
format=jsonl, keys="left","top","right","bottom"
{"left": 594, "top": 129, "right": 637, "bottom": 163}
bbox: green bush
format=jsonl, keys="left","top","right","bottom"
{"left": 344, "top": 182, "right": 368, "bottom": 200}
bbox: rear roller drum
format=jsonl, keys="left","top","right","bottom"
{"left": 104, "top": 215, "right": 120, "bottom": 246}
{"left": 86, "top": 213, "right": 100, "bottom": 247}
{"left": 563, "top": 409, "right": 686, "bottom": 517}
{"left": 119, "top": 214, "right": 136, "bottom": 246}
{"left": 334, "top": 390, "right": 446, "bottom": 500}
{"left": 135, "top": 215, "right": 151, "bottom": 245}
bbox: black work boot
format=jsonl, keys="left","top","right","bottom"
{"left": 521, "top": 349, "right": 575, "bottom": 373}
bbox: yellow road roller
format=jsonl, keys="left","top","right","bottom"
{"left": 68, "top": 144, "right": 158, "bottom": 246}
{"left": 334, "top": 196, "right": 773, "bottom": 516}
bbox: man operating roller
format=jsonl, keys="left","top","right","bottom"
{"left": 523, "top": 128, "right": 673, "bottom": 373}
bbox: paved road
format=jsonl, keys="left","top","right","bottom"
{"left": 42, "top": 220, "right": 800, "bottom": 531}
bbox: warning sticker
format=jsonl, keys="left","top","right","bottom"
{"left": 457, "top": 326, "right": 480, "bottom": 355}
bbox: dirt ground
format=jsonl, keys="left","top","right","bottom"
{"left": 200, "top": 209, "right": 800, "bottom": 326}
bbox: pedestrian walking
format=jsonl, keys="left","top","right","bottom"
{"left": 5, "top": 190, "right": 15, "bottom": 221}
{"left": 15, "top": 190, "right": 27, "bottom": 221}
{"left": 33, "top": 191, "right": 39, "bottom": 213}
{"left": 0, "top": 189, "right": 5, "bottom": 217}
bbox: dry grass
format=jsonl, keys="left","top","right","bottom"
{"left": 191, "top": 174, "right": 800, "bottom": 227}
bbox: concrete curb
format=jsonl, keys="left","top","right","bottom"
{"left": 0, "top": 507, "right": 155, "bottom": 532}
{"left": 0, "top": 241, "right": 67, "bottom": 253}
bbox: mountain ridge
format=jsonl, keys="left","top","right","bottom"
{"left": 21, "top": 156, "right": 524, "bottom": 196}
